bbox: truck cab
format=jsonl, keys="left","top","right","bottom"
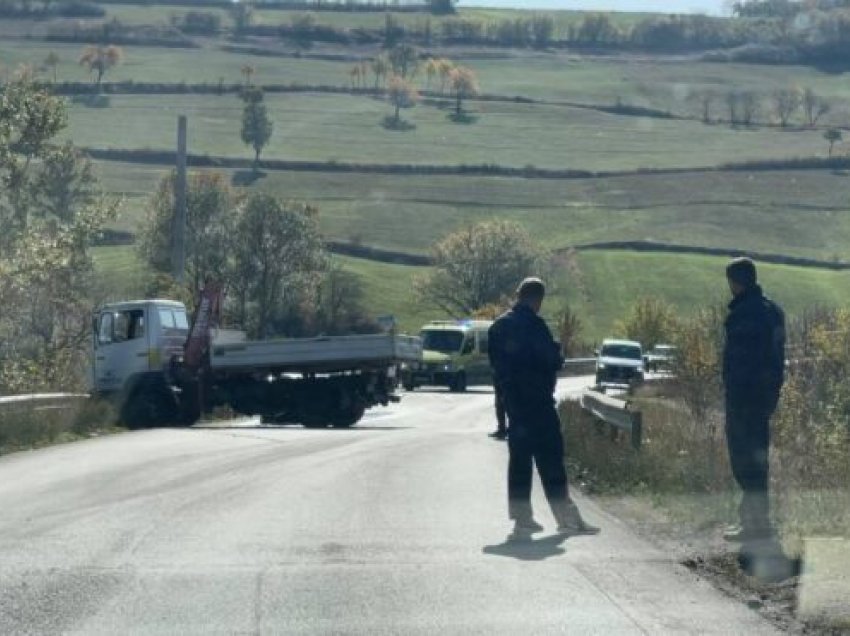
{"left": 401, "top": 320, "right": 493, "bottom": 392}
{"left": 92, "top": 299, "right": 190, "bottom": 404}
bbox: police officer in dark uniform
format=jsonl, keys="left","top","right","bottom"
{"left": 488, "top": 277, "right": 599, "bottom": 540}
{"left": 723, "top": 258, "right": 785, "bottom": 544}
{"left": 723, "top": 258, "right": 799, "bottom": 580}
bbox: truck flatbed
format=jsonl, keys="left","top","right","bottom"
{"left": 210, "top": 333, "right": 422, "bottom": 374}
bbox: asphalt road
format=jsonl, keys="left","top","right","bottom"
{"left": 0, "top": 377, "right": 777, "bottom": 635}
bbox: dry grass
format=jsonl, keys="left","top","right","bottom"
{"left": 0, "top": 399, "right": 120, "bottom": 456}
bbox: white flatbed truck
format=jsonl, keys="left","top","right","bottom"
{"left": 91, "top": 285, "right": 421, "bottom": 429}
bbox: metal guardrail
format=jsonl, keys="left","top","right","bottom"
{"left": 0, "top": 393, "right": 89, "bottom": 414}
{"left": 579, "top": 389, "right": 642, "bottom": 450}
{"left": 560, "top": 357, "right": 597, "bottom": 377}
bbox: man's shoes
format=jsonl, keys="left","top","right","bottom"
{"left": 488, "top": 430, "right": 508, "bottom": 440}
{"left": 507, "top": 518, "right": 545, "bottom": 541}
{"left": 738, "top": 541, "right": 802, "bottom": 583}
{"left": 556, "top": 503, "right": 601, "bottom": 536}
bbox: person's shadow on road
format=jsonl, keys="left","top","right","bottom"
{"left": 482, "top": 534, "right": 567, "bottom": 561}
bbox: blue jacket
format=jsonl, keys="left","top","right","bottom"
{"left": 488, "top": 303, "right": 563, "bottom": 408}
{"left": 723, "top": 285, "right": 785, "bottom": 409}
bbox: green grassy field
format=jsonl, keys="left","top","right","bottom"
{"left": 6, "top": 34, "right": 850, "bottom": 123}
{"left": 9, "top": 3, "right": 850, "bottom": 338}
{"left": 344, "top": 249, "right": 850, "bottom": 339}
{"left": 95, "top": 161, "right": 850, "bottom": 262}
{"left": 68, "top": 92, "right": 828, "bottom": 172}
{"left": 92, "top": 244, "right": 850, "bottom": 339}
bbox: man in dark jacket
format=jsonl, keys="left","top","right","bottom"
{"left": 723, "top": 258, "right": 785, "bottom": 546}
{"left": 488, "top": 277, "right": 599, "bottom": 540}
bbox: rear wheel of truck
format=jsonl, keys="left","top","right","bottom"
{"left": 330, "top": 404, "right": 366, "bottom": 428}
{"left": 120, "top": 384, "right": 176, "bottom": 430}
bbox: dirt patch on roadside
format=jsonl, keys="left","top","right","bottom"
{"left": 593, "top": 495, "right": 847, "bottom": 635}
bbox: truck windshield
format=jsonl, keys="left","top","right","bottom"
{"left": 159, "top": 308, "right": 189, "bottom": 333}
{"left": 421, "top": 330, "right": 464, "bottom": 354}
{"left": 602, "top": 345, "right": 642, "bottom": 360}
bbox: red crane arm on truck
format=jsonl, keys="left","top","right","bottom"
{"left": 183, "top": 281, "right": 223, "bottom": 372}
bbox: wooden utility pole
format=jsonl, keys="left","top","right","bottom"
{"left": 172, "top": 114, "right": 188, "bottom": 283}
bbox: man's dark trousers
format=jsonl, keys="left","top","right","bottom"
{"left": 506, "top": 400, "right": 567, "bottom": 521}
{"left": 494, "top": 386, "right": 507, "bottom": 437}
{"left": 726, "top": 398, "right": 772, "bottom": 533}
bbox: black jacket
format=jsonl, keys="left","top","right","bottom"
{"left": 488, "top": 303, "right": 563, "bottom": 408}
{"left": 723, "top": 285, "right": 785, "bottom": 408}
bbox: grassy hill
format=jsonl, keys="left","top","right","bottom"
{"left": 11, "top": 0, "right": 850, "bottom": 338}
{"left": 95, "top": 161, "right": 850, "bottom": 263}
{"left": 343, "top": 249, "right": 850, "bottom": 338}
{"left": 67, "top": 92, "right": 828, "bottom": 172}
{"left": 92, "top": 244, "right": 850, "bottom": 340}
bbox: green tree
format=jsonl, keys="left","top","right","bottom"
{"left": 383, "top": 13, "right": 404, "bottom": 48}
{"left": 615, "top": 297, "right": 680, "bottom": 350}
{"left": 0, "top": 73, "right": 117, "bottom": 392}
{"left": 388, "top": 43, "right": 419, "bottom": 79}
{"left": 228, "top": 194, "right": 326, "bottom": 337}
{"left": 240, "top": 88, "right": 273, "bottom": 170}
{"left": 427, "top": 0, "right": 456, "bottom": 15}
{"left": 531, "top": 15, "right": 555, "bottom": 48}
{"left": 32, "top": 142, "right": 97, "bottom": 224}
{"left": 314, "top": 266, "right": 378, "bottom": 335}
{"left": 230, "top": 1, "right": 253, "bottom": 34}
{"left": 137, "top": 171, "right": 238, "bottom": 294}
{"left": 415, "top": 220, "right": 542, "bottom": 316}
{"left": 824, "top": 127, "right": 842, "bottom": 156}
{"left": 386, "top": 74, "right": 418, "bottom": 124}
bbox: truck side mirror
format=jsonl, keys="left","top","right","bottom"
{"left": 92, "top": 315, "right": 99, "bottom": 348}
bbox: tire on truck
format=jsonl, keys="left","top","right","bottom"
{"left": 119, "top": 376, "right": 178, "bottom": 429}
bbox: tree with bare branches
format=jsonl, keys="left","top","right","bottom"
{"left": 240, "top": 64, "right": 255, "bottom": 87}
{"left": 803, "top": 88, "right": 830, "bottom": 127}
{"left": 370, "top": 54, "right": 389, "bottom": 88}
{"left": 772, "top": 87, "right": 802, "bottom": 127}
{"left": 44, "top": 51, "right": 59, "bottom": 83}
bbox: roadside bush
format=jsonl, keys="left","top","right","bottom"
{"left": 615, "top": 296, "right": 681, "bottom": 350}
{"left": 563, "top": 305, "right": 850, "bottom": 550}
{"left": 174, "top": 10, "right": 221, "bottom": 35}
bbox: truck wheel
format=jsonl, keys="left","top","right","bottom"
{"left": 330, "top": 404, "right": 366, "bottom": 428}
{"left": 450, "top": 372, "right": 467, "bottom": 393}
{"left": 403, "top": 382, "right": 415, "bottom": 392}
{"left": 120, "top": 386, "right": 176, "bottom": 429}
{"left": 176, "top": 383, "right": 201, "bottom": 427}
